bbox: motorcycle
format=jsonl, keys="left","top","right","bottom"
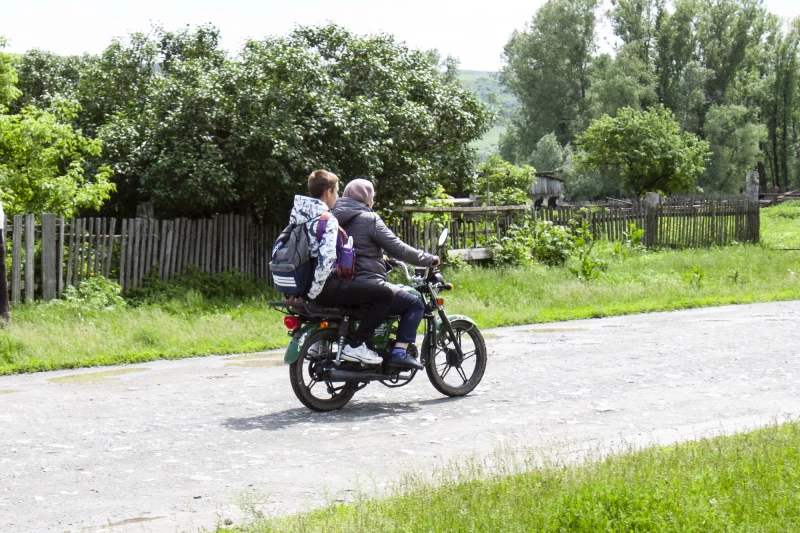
{"left": 269, "top": 228, "right": 487, "bottom": 411}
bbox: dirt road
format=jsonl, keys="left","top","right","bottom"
{"left": 2, "top": 301, "right": 799, "bottom": 532}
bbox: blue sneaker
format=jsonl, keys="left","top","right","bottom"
{"left": 388, "top": 347, "right": 424, "bottom": 370}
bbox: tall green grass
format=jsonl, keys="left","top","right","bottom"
{"left": 1, "top": 204, "right": 798, "bottom": 375}
{"left": 224, "top": 422, "right": 800, "bottom": 533}
{"left": 446, "top": 243, "right": 800, "bottom": 327}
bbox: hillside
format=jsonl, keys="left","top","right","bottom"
{"left": 458, "top": 70, "right": 519, "bottom": 160}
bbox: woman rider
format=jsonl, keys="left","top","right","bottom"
{"left": 332, "top": 179, "right": 439, "bottom": 370}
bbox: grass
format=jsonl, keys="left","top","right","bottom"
{"left": 0, "top": 203, "right": 798, "bottom": 375}
{"left": 222, "top": 422, "right": 800, "bottom": 532}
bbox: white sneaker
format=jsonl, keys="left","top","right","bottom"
{"left": 306, "top": 342, "right": 330, "bottom": 359}
{"left": 341, "top": 343, "right": 383, "bottom": 365}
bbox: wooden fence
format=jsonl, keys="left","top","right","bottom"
{"left": 399, "top": 194, "right": 760, "bottom": 256}
{"left": 4, "top": 214, "right": 281, "bottom": 302}
{"left": 2, "top": 195, "right": 760, "bottom": 302}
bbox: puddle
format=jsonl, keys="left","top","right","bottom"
{"left": 226, "top": 352, "right": 279, "bottom": 361}
{"left": 225, "top": 359, "right": 283, "bottom": 368}
{"left": 84, "top": 516, "right": 165, "bottom": 530}
{"left": 521, "top": 328, "right": 588, "bottom": 333}
{"left": 0, "top": 389, "right": 19, "bottom": 394}
{"left": 48, "top": 368, "right": 149, "bottom": 384}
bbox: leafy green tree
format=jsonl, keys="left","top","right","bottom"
{"left": 531, "top": 133, "right": 575, "bottom": 180}
{"left": 0, "top": 99, "right": 115, "bottom": 217}
{"left": 0, "top": 38, "right": 114, "bottom": 216}
{"left": 575, "top": 105, "right": 711, "bottom": 195}
{"left": 96, "top": 24, "right": 490, "bottom": 221}
{"left": 0, "top": 38, "right": 21, "bottom": 107}
{"left": 8, "top": 49, "right": 90, "bottom": 114}
{"left": 474, "top": 155, "right": 536, "bottom": 205}
{"left": 501, "top": 0, "right": 599, "bottom": 157}
{"left": 702, "top": 104, "right": 766, "bottom": 192}
{"left": 586, "top": 46, "right": 657, "bottom": 119}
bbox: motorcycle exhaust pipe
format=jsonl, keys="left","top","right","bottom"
{"left": 325, "top": 367, "right": 385, "bottom": 382}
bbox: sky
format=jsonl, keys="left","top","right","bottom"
{"left": 2, "top": 0, "right": 800, "bottom": 72}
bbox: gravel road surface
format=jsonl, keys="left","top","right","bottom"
{"left": 2, "top": 301, "right": 799, "bottom": 532}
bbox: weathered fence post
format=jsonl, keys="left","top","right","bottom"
{"left": 0, "top": 203, "right": 9, "bottom": 322}
{"left": 644, "top": 192, "right": 661, "bottom": 247}
{"left": 24, "top": 214, "right": 35, "bottom": 302}
{"left": 41, "top": 213, "right": 57, "bottom": 301}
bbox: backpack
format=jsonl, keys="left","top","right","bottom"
{"left": 269, "top": 215, "right": 323, "bottom": 296}
{"left": 269, "top": 213, "right": 356, "bottom": 296}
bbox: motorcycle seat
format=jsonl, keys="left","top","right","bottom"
{"left": 304, "top": 300, "right": 369, "bottom": 319}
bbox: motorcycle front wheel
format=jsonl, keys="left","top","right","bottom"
{"left": 425, "top": 319, "right": 487, "bottom": 397}
{"left": 289, "top": 329, "right": 358, "bottom": 412}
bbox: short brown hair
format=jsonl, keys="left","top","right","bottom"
{"left": 308, "top": 170, "right": 339, "bottom": 198}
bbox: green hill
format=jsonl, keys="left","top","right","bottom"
{"left": 457, "top": 71, "right": 519, "bottom": 160}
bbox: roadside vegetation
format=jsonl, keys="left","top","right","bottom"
{"left": 0, "top": 202, "right": 798, "bottom": 375}
{"left": 222, "top": 421, "right": 800, "bottom": 532}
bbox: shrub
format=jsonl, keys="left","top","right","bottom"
{"left": 125, "top": 265, "right": 275, "bottom": 306}
{"left": 531, "top": 221, "right": 574, "bottom": 266}
{"left": 57, "top": 275, "right": 126, "bottom": 310}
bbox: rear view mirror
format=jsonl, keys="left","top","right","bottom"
{"left": 438, "top": 228, "right": 449, "bottom": 247}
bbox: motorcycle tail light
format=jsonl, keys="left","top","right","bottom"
{"left": 320, "top": 321, "right": 329, "bottom": 329}
{"left": 284, "top": 316, "right": 300, "bottom": 330}
{"left": 437, "top": 297, "right": 445, "bottom": 306}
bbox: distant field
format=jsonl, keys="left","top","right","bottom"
{"left": 458, "top": 70, "right": 519, "bottom": 160}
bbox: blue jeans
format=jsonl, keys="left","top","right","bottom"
{"left": 389, "top": 289, "right": 425, "bottom": 344}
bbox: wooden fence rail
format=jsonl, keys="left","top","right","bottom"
{"left": 2, "top": 195, "right": 759, "bottom": 302}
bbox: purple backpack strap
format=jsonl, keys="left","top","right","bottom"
{"left": 316, "top": 213, "right": 331, "bottom": 242}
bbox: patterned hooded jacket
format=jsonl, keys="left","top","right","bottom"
{"left": 288, "top": 195, "right": 338, "bottom": 300}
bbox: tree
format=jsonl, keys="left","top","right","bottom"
{"left": 0, "top": 37, "right": 21, "bottom": 107}
{"left": 8, "top": 49, "right": 90, "bottom": 114}
{"left": 0, "top": 100, "right": 115, "bottom": 216}
{"left": 473, "top": 155, "right": 536, "bottom": 206}
{"left": 702, "top": 104, "right": 766, "bottom": 192}
{"left": 501, "top": 0, "right": 599, "bottom": 157}
{"left": 586, "top": 46, "right": 657, "bottom": 119}
{"left": 95, "top": 24, "right": 491, "bottom": 221}
{"left": 0, "top": 40, "right": 114, "bottom": 217}
{"left": 575, "top": 105, "right": 711, "bottom": 195}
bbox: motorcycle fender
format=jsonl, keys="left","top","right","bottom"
{"left": 284, "top": 324, "right": 323, "bottom": 364}
{"left": 421, "top": 315, "right": 479, "bottom": 360}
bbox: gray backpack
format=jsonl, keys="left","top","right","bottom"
{"left": 269, "top": 215, "right": 323, "bottom": 296}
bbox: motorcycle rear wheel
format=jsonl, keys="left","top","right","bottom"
{"left": 290, "top": 329, "right": 358, "bottom": 412}
{"left": 425, "top": 319, "right": 487, "bottom": 397}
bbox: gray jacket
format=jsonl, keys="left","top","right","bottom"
{"left": 332, "top": 197, "right": 436, "bottom": 283}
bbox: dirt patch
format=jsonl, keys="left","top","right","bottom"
{"left": 47, "top": 368, "right": 149, "bottom": 384}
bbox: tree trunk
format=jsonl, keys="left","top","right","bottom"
{"left": 758, "top": 160, "right": 767, "bottom": 192}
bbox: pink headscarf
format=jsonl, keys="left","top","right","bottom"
{"left": 343, "top": 179, "right": 375, "bottom": 206}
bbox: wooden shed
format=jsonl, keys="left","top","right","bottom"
{"left": 531, "top": 172, "right": 565, "bottom": 208}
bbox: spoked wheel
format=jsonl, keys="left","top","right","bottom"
{"left": 425, "top": 319, "right": 487, "bottom": 397}
{"left": 289, "top": 330, "right": 358, "bottom": 412}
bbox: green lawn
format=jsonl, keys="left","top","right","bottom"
{"left": 222, "top": 422, "right": 800, "bottom": 532}
{"left": 0, "top": 203, "right": 798, "bottom": 375}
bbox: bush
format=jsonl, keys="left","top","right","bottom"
{"left": 490, "top": 220, "right": 575, "bottom": 267}
{"left": 124, "top": 265, "right": 276, "bottom": 307}
{"left": 490, "top": 223, "right": 536, "bottom": 266}
{"left": 56, "top": 275, "right": 126, "bottom": 310}
{"left": 531, "top": 221, "right": 574, "bottom": 266}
